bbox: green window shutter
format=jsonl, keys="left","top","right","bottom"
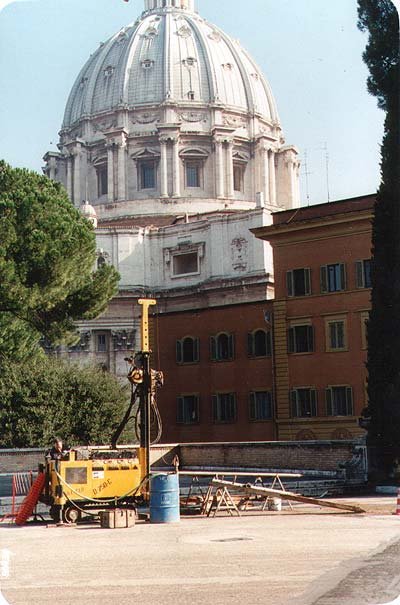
{"left": 337, "top": 322, "right": 345, "bottom": 349}
{"left": 307, "top": 326, "right": 314, "bottom": 352}
{"left": 304, "top": 268, "right": 311, "bottom": 295}
{"left": 194, "top": 338, "right": 200, "bottom": 362}
{"left": 288, "top": 328, "right": 295, "bottom": 353}
{"left": 290, "top": 390, "right": 298, "bottom": 417}
{"left": 194, "top": 395, "right": 200, "bottom": 422}
{"left": 249, "top": 392, "right": 256, "bottom": 420}
{"left": 229, "top": 334, "right": 235, "bottom": 360}
{"left": 329, "top": 322, "right": 336, "bottom": 349}
{"left": 176, "top": 340, "right": 182, "bottom": 363}
{"left": 177, "top": 397, "right": 184, "bottom": 423}
{"left": 340, "top": 263, "right": 346, "bottom": 290}
{"left": 247, "top": 332, "right": 254, "bottom": 357}
{"left": 230, "top": 393, "right": 237, "bottom": 421}
{"left": 326, "top": 388, "right": 333, "bottom": 416}
{"left": 210, "top": 336, "right": 216, "bottom": 361}
{"left": 346, "top": 387, "right": 353, "bottom": 415}
{"left": 286, "top": 271, "right": 294, "bottom": 297}
{"left": 320, "top": 265, "right": 328, "bottom": 293}
{"left": 212, "top": 394, "right": 218, "bottom": 421}
{"left": 310, "top": 389, "right": 317, "bottom": 416}
{"left": 355, "top": 260, "right": 364, "bottom": 288}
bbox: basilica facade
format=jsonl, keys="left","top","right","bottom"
{"left": 43, "top": 0, "right": 368, "bottom": 443}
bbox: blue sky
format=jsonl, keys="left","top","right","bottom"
{"left": 0, "top": 0, "right": 386, "bottom": 205}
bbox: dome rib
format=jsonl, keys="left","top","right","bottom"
{"left": 188, "top": 17, "right": 216, "bottom": 102}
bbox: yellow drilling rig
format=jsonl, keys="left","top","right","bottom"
{"left": 38, "top": 298, "right": 163, "bottom": 524}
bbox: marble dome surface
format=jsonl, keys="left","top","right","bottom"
{"left": 62, "top": 0, "right": 279, "bottom": 129}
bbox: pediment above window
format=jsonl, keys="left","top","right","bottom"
{"left": 179, "top": 147, "right": 209, "bottom": 159}
{"left": 131, "top": 147, "right": 160, "bottom": 161}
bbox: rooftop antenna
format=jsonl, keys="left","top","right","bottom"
{"left": 302, "top": 150, "right": 312, "bottom": 206}
{"left": 320, "top": 142, "right": 331, "bottom": 203}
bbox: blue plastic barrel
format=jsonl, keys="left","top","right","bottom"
{"left": 150, "top": 473, "right": 180, "bottom": 524}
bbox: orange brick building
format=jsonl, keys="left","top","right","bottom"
{"left": 155, "top": 194, "right": 374, "bottom": 443}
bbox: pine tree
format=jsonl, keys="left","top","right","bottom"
{"left": 0, "top": 161, "right": 119, "bottom": 359}
{"left": 357, "top": 1, "right": 400, "bottom": 476}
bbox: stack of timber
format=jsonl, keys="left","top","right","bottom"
{"left": 211, "top": 479, "right": 365, "bottom": 514}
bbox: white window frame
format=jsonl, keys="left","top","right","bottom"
{"left": 177, "top": 394, "right": 200, "bottom": 424}
{"left": 249, "top": 390, "right": 273, "bottom": 422}
{"left": 287, "top": 268, "right": 311, "bottom": 297}
{"left": 325, "top": 317, "right": 347, "bottom": 352}
{"left": 290, "top": 388, "right": 317, "bottom": 418}
{"left": 326, "top": 385, "right": 354, "bottom": 416}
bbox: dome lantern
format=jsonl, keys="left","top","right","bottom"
{"left": 144, "top": 0, "right": 195, "bottom": 10}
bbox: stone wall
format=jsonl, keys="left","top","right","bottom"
{"left": 0, "top": 441, "right": 367, "bottom": 483}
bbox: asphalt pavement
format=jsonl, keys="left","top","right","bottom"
{"left": 0, "top": 502, "right": 399, "bottom": 605}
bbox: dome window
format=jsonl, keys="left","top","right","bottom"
{"left": 183, "top": 57, "right": 197, "bottom": 67}
{"left": 177, "top": 25, "right": 192, "bottom": 38}
{"left": 103, "top": 66, "right": 114, "bottom": 78}
{"left": 143, "top": 26, "right": 158, "bottom": 39}
{"left": 79, "top": 77, "right": 88, "bottom": 89}
{"left": 222, "top": 63, "right": 234, "bottom": 72}
{"left": 141, "top": 59, "right": 155, "bottom": 70}
{"left": 187, "top": 91, "right": 195, "bottom": 100}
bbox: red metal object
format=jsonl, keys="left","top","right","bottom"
{"left": 0, "top": 472, "right": 33, "bottom": 523}
{"left": 15, "top": 473, "right": 45, "bottom": 526}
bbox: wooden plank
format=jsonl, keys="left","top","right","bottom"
{"left": 211, "top": 479, "right": 365, "bottom": 514}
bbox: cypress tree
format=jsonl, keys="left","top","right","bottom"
{"left": 357, "top": 1, "right": 400, "bottom": 477}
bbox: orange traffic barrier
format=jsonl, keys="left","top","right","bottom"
{"left": 15, "top": 472, "right": 46, "bottom": 526}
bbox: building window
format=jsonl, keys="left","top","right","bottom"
{"left": 97, "top": 166, "right": 108, "bottom": 197}
{"left": 325, "top": 318, "right": 347, "bottom": 352}
{"left": 248, "top": 330, "right": 272, "bottom": 357}
{"left": 177, "top": 394, "right": 199, "bottom": 424}
{"left": 139, "top": 161, "right": 156, "bottom": 189}
{"left": 233, "top": 164, "right": 244, "bottom": 192}
{"left": 291, "top": 388, "right": 317, "bottom": 418}
{"left": 176, "top": 337, "right": 200, "bottom": 364}
{"left": 288, "top": 325, "right": 314, "bottom": 354}
{"left": 210, "top": 333, "right": 235, "bottom": 361}
{"left": 326, "top": 386, "right": 354, "bottom": 416}
{"left": 97, "top": 333, "right": 108, "bottom": 353}
{"left": 172, "top": 252, "right": 199, "bottom": 276}
{"left": 287, "top": 268, "right": 311, "bottom": 297}
{"left": 360, "top": 311, "right": 369, "bottom": 350}
{"left": 320, "top": 263, "right": 346, "bottom": 293}
{"left": 185, "top": 162, "right": 201, "bottom": 188}
{"left": 356, "top": 259, "right": 372, "bottom": 289}
{"left": 249, "top": 391, "right": 273, "bottom": 421}
{"left": 188, "top": 91, "right": 195, "bottom": 100}
{"left": 212, "top": 393, "right": 237, "bottom": 423}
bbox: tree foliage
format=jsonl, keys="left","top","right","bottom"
{"left": 0, "top": 357, "right": 132, "bottom": 448}
{"left": 357, "top": 1, "right": 400, "bottom": 468}
{"left": 0, "top": 161, "right": 119, "bottom": 356}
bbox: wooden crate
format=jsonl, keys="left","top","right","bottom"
{"left": 100, "top": 508, "right": 136, "bottom": 529}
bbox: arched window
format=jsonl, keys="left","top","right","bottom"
{"left": 176, "top": 336, "right": 200, "bottom": 363}
{"left": 210, "top": 333, "right": 234, "bottom": 361}
{"left": 247, "top": 329, "right": 271, "bottom": 357}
